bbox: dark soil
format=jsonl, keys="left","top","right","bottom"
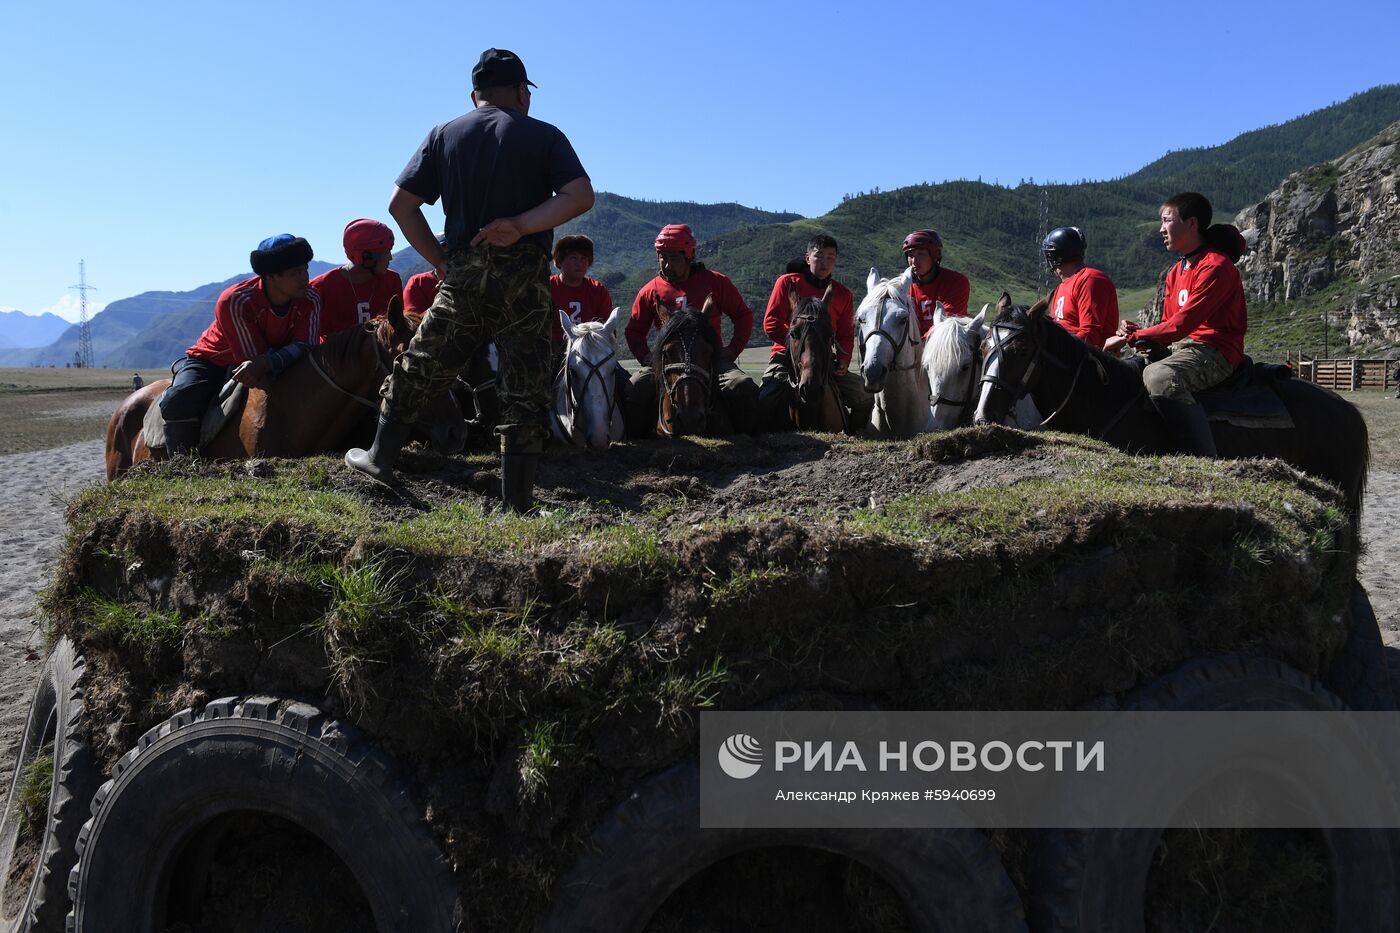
{"left": 45, "top": 427, "right": 1359, "bottom": 931}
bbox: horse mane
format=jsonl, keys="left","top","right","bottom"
{"left": 1003, "top": 300, "right": 1139, "bottom": 387}
{"left": 922, "top": 313, "right": 975, "bottom": 376}
{"left": 858, "top": 276, "right": 911, "bottom": 315}
{"left": 314, "top": 320, "right": 374, "bottom": 369}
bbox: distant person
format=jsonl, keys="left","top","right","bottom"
{"left": 1042, "top": 226, "right": 1119, "bottom": 350}
{"left": 550, "top": 232, "right": 627, "bottom": 401}
{"left": 131, "top": 373, "right": 143, "bottom": 391}
{"left": 1392, "top": 360, "right": 1400, "bottom": 399}
{"left": 313, "top": 219, "right": 403, "bottom": 337}
{"left": 158, "top": 235, "right": 321, "bottom": 454}
{"left": 623, "top": 223, "right": 760, "bottom": 434}
{"left": 1104, "top": 192, "right": 1247, "bottom": 456}
{"left": 759, "top": 233, "right": 872, "bottom": 431}
{"left": 550, "top": 234, "right": 612, "bottom": 348}
{"left": 902, "top": 229, "right": 970, "bottom": 338}
{"left": 347, "top": 47, "right": 594, "bottom": 512}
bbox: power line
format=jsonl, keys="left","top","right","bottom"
{"left": 69, "top": 260, "right": 96, "bottom": 368}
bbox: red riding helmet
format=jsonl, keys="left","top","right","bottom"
{"left": 901, "top": 229, "right": 943, "bottom": 261}
{"left": 343, "top": 219, "right": 395, "bottom": 264}
{"left": 654, "top": 224, "right": 696, "bottom": 259}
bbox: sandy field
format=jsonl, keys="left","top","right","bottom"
{"left": 0, "top": 389, "right": 1397, "bottom": 789}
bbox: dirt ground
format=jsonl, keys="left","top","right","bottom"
{"left": 1, "top": 388, "right": 1398, "bottom": 795}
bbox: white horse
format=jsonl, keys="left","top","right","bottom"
{"left": 856, "top": 267, "right": 931, "bottom": 438}
{"left": 551, "top": 308, "right": 625, "bottom": 450}
{"left": 925, "top": 302, "right": 1041, "bottom": 430}
{"left": 923, "top": 304, "right": 987, "bottom": 431}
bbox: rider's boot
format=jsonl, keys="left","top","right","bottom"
{"left": 1151, "top": 396, "right": 1218, "bottom": 457}
{"left": 345, "top": 415, "right": 412, "bottom": 482}
{"left": 163, "top": 418, "right": 201, "bottom": 456}
{"left": 500, "top": 449, "right": 540, "bottom": 513}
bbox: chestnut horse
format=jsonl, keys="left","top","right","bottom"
{"left": 652, "top": 301, "right": 720, "bottom": 438}
{"left": 784, "top": 286, "right": 846, "bottom": 433}
{"left": 105, "top": 299, "right": 465, "bottom": 479}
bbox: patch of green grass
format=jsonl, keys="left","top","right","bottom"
{"left": 587, "top": 522, "right": 675, "bottom": 572}
{"left": 518, "top": 720, "right": 567, "bottom": 804}
{"left": 322, "top": 561, "right": 403, "bottom": 640}
{"left": 653, "top": 656, "right": 730, "bottom": 722}
{"left": 704, "top": 564, "right": 788, "bottom": 604}
{"left": 16, "top": 752, "right": 53, "bottom": 843}
{"left": 76, "top": 588, "right": 183, "bottom": 656}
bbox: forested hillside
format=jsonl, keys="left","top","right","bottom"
{"left": 702, "top": 84, "right": 1400, "bottom": 322}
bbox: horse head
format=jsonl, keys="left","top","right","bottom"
{"left": 973, "top": 293, "right": 1050, "bottom": 426}
{"left": 856, "top": 266, "right": 916, "bottom": 394}
{"left": 557, "top": 306, "right": 623, "bottom": 449}
{"left": 653, "top": 296, "right": 717, "bottom": 437}
{"left": 923, "top": 303, "right": 987, "bottom": 431}
{"left": 375, "top": 295, "right": 467, "bottom": 453}
{"left": 786, "top": 284, "right": 835, "bottom": 406}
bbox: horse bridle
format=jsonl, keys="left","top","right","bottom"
{"left": 656, "top": 322, "right": 713, "bottom": 436}
{"left": 980, "top": 315, "right": 1113, "bottom": 431}
{"left": 862, "top": 295, "right": 920, "bottom": 372}
{"left": 307, "top": 322, "right": 395, "bottom": 410}
{"left": 561, "top": 343, "right": 620, "bottom": 422}
{"left": 785, "top": 315, "right": 833, "bottom": 391}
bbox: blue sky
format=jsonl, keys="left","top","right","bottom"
{"left": 2, "top": 0, "right": 1397, "bottom": 323}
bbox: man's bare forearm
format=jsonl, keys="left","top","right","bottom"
{"left": 389, "top": 187, "right": 445, "bottom": 270}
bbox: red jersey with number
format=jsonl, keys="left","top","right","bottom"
{"left": 187, "top": 277, "right": 322, "bottom": 366}
{"left": 1049, "top": 266, "right": 1119, "bottom": 349}
{"left": 763, "top": 274, "right": 856, "bottom": 372}
{"left": 312, "top": 267, "right": 404, "bottom": 338}
{"left": 550, "top": 275, "right": 614, "bottom": 343}
{"left": 403, "top": 271, "right": 441, "bottom": 316}
{"left": 1133, "top": 249, "right": 1246, "bottom": 367}
{"left": 910, "top": 268, "right": 971, "bottom": 337}
{"left": 626, "top": 268, "right": 754, "bottom": 363}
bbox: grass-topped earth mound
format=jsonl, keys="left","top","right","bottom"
{"left": 43, "top": 426, "right": 1358, "bottom": 930}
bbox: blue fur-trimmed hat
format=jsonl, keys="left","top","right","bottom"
{"left": 250, "top": 234, "right": 314, "bottom": 276}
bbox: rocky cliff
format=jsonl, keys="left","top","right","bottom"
{"left": 1235, "top": 122, "right": 1400, "bottom": 349}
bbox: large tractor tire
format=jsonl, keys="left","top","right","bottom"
{"left": 1322, "top": 582, "right": 1394, "bottom": 711}
{"left": 539, "top": 759, "right": 1027, "bottom": 933}
{"left": 1032, "top": 655, "right": 1400, "bottom": 933}
{"left": 66, "top": 695, "right": 461, "bottom": 933}
{"left": 0, "top": 638, "right": 99, "bottom": 933}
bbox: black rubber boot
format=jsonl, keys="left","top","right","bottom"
{"left": 345, "top": 416, "right": 412, "bottom": 482}
{"left": 163, "top": 418, "right": 201, "bottom": 456}
{"left": 1151, "top": 397, "right": 1218, "bottom": 457}
{"left": 500, "top": 452, "right": 540, "bottom": 514}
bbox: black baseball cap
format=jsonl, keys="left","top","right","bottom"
{"left": 471, "top": 48, "right": 538, "bottom": 90}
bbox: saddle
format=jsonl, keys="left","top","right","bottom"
{"left": 142, "top": 380, "right": 248, "bottom": 451}
{"left": 1130, "top": 355, "right": 1296, "bottom": 430}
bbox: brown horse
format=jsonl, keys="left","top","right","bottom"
{"left": 973, "top": 295, "right": 1370, "bottom": 526}
{"left": 652, "top": 300, "right": 721, "bottom": 438}
{"left": 784, "top": 286, "right": 846, "bottom": 433}
{"left": 105, "top": 299, "right": 465, "bottom": 480}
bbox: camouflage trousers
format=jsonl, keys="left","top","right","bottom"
{"left": 380, "top": 244, "right": 552, "bottom": 454}
{"left": 1142, "top": 340, "right": 1236, "bottom": 404}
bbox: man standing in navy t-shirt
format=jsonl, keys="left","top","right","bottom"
{"left": 347, "top": 48, "right": 595, "bottom": 511}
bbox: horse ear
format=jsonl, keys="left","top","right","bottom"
{"left": 701, "top": 294, "right": 716, "bottom": 315}
{"left": 971, "top": 305, "right": 987, "bottom": 329}
{"left": 1028, "top": 298, "right": 1049, "bottom": 320}
{"left": 788, "top": 287, "right": 799, "bottom": 314}
{"left": 559, "top": 309, "right": 576, "bottom": 339}
{"left": 867, "top": 267, "right": 880, "bottom": 295}
{"left": 387, "top": 294, "right": 406, "bottom": 332}
{"left": 997, "top": 292, "right": 1013, "bottom": 313}
{"left": 933, "top": 302, "right": 946, "bottom": 328}
{"left": 602, "top": 306, "right": 621, "bottom": 336}
{"left": 820, "top": 284, "right": 833, "bottom": 307}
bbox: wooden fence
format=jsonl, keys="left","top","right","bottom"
{"left": 1286, "top": 355, "right": 1398, "bottom": 391}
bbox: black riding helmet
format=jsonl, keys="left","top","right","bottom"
{"left": 1041, "top": 226, "right": 1086, "bottom": 267}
